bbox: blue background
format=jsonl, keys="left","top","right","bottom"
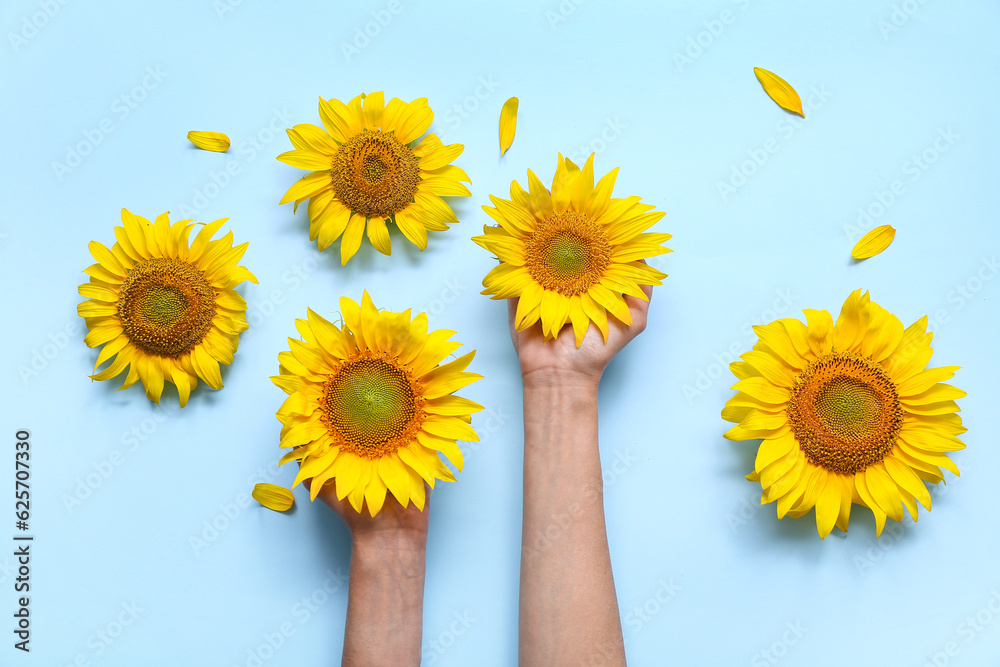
{"left": 2, "top": 1, "right": 999, "bottom": 665}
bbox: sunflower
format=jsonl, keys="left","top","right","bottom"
{"left": 271, "top": 292, "right": 483, "bottom": 515}
{"left": 277, "top": 91, "right": 471, "bottom": 265}
{"left": 472, "top": 153, "right": 671, "bottom": 347}
{"left": 77, "top": 209, "right": 258, "bottom": 406}
{"left": 723, "top": 290, "right": 966, "bottom": 538}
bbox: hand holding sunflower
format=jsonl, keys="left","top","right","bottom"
{"left": 507, "top": 278, "right": 654, "bottom": 384}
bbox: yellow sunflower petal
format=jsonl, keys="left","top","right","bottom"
{"left": 814, "top": 474, "right": 842, "bottom": 539}
{"left": 277, "top": 149, "right": 332, "bottom": 171}
{"left": 270, "top": 296, "right": 480, "bottom": 515}
{"left": 753, "top": 67, "right": 804, "bottom": 117}
{"left": 252, "top": 483, "right": 295, "bottom": 512}
{"left": 726, "top": 290, "right": 965, "bottom": 537}
{"left": 363, "top": 90, "right": 384, "bottom": 130}
{"left": 379, "top": 455, "right": 411, "bottom": 507}
{"left": 340, "top": 215, "right": 366, "bottom": 265}
{"left": 852, "top": 224, "right": 896, "bottom": 260}
{"left": 79, "top": 211, "right": 253, "bottom": 406}
{"left": 187, "top": 131, "right": 230, "bottom": 152}
{"left": 367, "top": 217, "right": 392, "bottom": 255}
{"left": 499, "top": 96, "right": 518, "bottom": 156}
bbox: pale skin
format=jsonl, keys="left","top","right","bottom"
{"left": 308, "top": 480, "right": 429, "bottom": 667}
{"left": 315, "top": 275, "right": 653, "bottom": 666}
{"left": 512, "top": 281, "right": 652, "bottom": 667}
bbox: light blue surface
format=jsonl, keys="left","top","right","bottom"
{"left": 1, "top": 1, "right": 999, "bottom": 665}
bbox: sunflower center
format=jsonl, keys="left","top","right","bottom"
{"left": 523, "top": 211, "right": 612, "bottom": 295}
{"left": 330, "top": 130, "right": 420, "bottom": 219}
{"left": 362, "top": 154, "right": 387, "bottom": 183}
{"left": 117, "top": 257, "right": 216, "bottom": 357}
{"left": 321, "top": 354, "right": 423, "bottom": 458}
{"left": 786, "top": 352, "right": 902, "bottom": 475}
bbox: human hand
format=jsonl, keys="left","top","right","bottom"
{"left": 306, "top": 478, "right": 430, "bottom": 552}
{"left": 507, "top": 278, "right": 654, "bottom": 388}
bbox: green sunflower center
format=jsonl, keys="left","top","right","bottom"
{"left": 524, "top": 211, "right": 612, "bottom": 295}
{"left": 814, "top": 377, "right": 882, "bottom": 436}
{"left": 546, "top": 232, "right": 589, "bottom": 277}
{"left": 330, "top": 130, "right": 420, "bottom": 219}
{"left": 140, "top": 285, "right": 189, "bottom": 327}
{"left": 786, "top": 352, "right": 902, "bottom": 475}
{"left": 117, "top": 257, "right": 216, "bottom": 357}
{"left": 322, "top": 355, "right": 421, "bottom": 457}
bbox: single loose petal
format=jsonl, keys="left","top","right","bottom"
{"left": 753, "top": 67, "right": 804, "bottom": 117}
{"left": 187, "top": 131, "right": 231, "bottom": 152}
{"left": 252, "top": 483, "right": 295, "bottom": 512}
{"left": 499, "top": 97, "right": 519, "bottom": 156}
{"left": 852, "top": 225, "right": 896, "bottom": 260}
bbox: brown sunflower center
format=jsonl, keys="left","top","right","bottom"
{"left": 330, "top": 130, "right": 420, "bottom": 219}
{"left": 321, "top": 354, "right": 424, "bottom": 458}
{"left": 523, "top": 211, "right": 612, "bottom": 295}
{"left": 117, "top": 257, "right": 216, "bottom": 357}
{"left": 786, "top": 352, "right": 902, "bottom": 475}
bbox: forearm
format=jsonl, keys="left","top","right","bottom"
{"left": 342, "top": 536, "right": 426, "bottom": 666}
{"left": 519, "top": 372, "right": 626, "bottom": 666}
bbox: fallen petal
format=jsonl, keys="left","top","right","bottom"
{"left": 499, "top": 97, "right": 518, "bottom": 156}
{"left": 852, "top": 224, "right": 896, "bottom": 260}
{"left": 252, "top": 483, "right": 295, "bottom": 511}
{"left": 753, "top": 67, "right": 804, "bottom": 117}
{"left": 188, "top": 131, "right": 231, "bottom": 152}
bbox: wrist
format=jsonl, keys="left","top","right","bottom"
{"left": 521, "top": 367, "right": 601, "bottom": 393}
{"left": 352, "top": 533, "right": 427, "bottom": 579}
{"left": 352, "top": 529, "right": 428, "bottom": 555}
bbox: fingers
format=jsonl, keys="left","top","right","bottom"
{"left": 507, "top": 296, "right": 518, "bottom": 331}
{"left": 621, "top": 263, "right": 654, "bottom": 335}
{"left": 506, "top": 296, "right": 523, "bottom": 353}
